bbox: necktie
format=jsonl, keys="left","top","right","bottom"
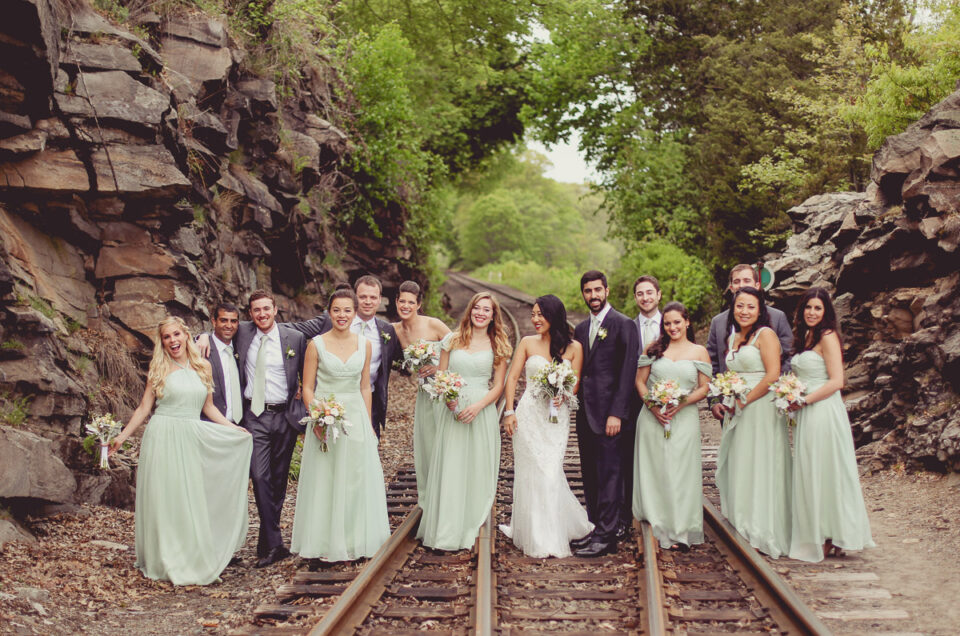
{"left": 224, "top": 344, "right": 242, "bottom": 422}
{"left": 251, "top": 334, "right": 268, "bottom": 416}
{"left": 643, "top": 319, "right": 658, "bottom": 349}
{"left": 589, "top": 316, "right": 599, "bottom": 348}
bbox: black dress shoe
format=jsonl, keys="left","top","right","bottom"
{"left": 615, "top": 524, "right": 630, "bottom": 541}
{"left": 255, "top": 546, "right": 291, "bottom": 568}
{"left": 227, "top": 556, "right": 243, "bottom": 567}
{"left": 570, "top": 533, "right": 594, "bottom": 550}
{"left": 574, "top": 540, "right": 617, "bottom": 558}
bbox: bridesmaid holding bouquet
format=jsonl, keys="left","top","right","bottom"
{"left": 633, "top": 302, "right": 711, "bottom": 550}
{"left": 788, "top": 288, "right": 874, "bottom": 562}
{"left": 417, "top": 292, "right": 510, "bottom": 550}
{"left": 291, "top": 288, "right": 390, "bottom": 561}
{"left": 391, "top": 280, "right": 451, "bottom": 504}
{"left": 111, "top": 317, "right": 252, "bottom": 585}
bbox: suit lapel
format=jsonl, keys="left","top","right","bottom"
{"left": 375, "top": 317, "right": 390, "bottom": 380}
{"left": 584, "top": 313, "right": 608, "bottom": 367}
{"left": 208, "top": 332, "right": 226, "bottom": 392}
{"left": 278, "top": 325, "right": 297, "bottom": 394}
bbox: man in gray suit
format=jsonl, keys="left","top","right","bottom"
{"left": 235, "top": 290, "right": 308, "bottom": 568}
{"left": 706, "top": 264, "right": 793, "bottom": 420}
{"left": 633, "top": 275, "right": 663, "bottom": 354}
{"left": 202, "top": 302, "right": 243, "bottom": 425}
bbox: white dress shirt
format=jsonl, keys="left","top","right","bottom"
{"left": 213, "top": 334, "right": 239, "bottom": 422}
{"left": 593, "top": 302, "right": 613, "bottom": 328}
{"left": 243, "top": 324, "right": 288, "bottom": 404}
{"left": 352, "top": 315, "right": 382, "bottom": 388}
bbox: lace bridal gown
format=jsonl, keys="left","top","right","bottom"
{"left": 499, "top": 355, "right": 593, "bottom": 558}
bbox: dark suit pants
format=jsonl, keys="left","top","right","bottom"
{"left": 245, "top": 409, "right": 298, "bottom": 556}
{"left": 576, "top": 417, "right": 624, "bottom": 543}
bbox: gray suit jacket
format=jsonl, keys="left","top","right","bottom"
{"left": 235, "top": 322, "right": 308, "bottom": 432}
{"left": 201, "top": 331, "right": 237, "bottom": 423}
{"left": 706, "top": 305, "right": 793, "bottom": 376}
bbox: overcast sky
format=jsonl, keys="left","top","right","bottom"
{"left": 527, "top": 130, "right": 599, "bottom": 184}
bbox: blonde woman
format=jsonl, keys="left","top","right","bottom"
{"left": 111, "top": 317, "right": 252, "bottom": 585}
{"left": 416, "top": 292, "right": 511, "bottom": 550}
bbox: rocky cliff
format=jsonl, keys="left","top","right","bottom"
{"left": 0, "top": 0, "right": 423, "bottom": 513}
{"left": 766, "top": 83, "right": 960, "bottom": 472}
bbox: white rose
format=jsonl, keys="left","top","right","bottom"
{"left": 324, "top": 415, "right": 335, "bottom": 425}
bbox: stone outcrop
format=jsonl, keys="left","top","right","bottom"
{"left": 0, "top": 0, "right": 426, "bottom": 515}
{"left": 766, "top": 83, "right": 960, "bottom": 472}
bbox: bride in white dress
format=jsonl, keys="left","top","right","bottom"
{"left": 500, "top": 295, "right": 593, "bottom": 557}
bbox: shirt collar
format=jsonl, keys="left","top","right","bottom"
{"left": 593, "top": 303, "right": 612, "bottom": 325}
{"left": 258, "top": 323, "right": 279, "bottom": 342}
{"left": 212, "top": 334, "right": 232, "bottom": 352}
{"left": 353, "top": 315, "right": 377, "bottom": 330}
{"left": 640, "top": 311, "right": 661, "bottom": 325}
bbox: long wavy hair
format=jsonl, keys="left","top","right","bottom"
{"left": 727, "top": 287, "right": 771, "bottom": 352}
{"left": 452, "top": 292, "right": 513, "bottom": 367}
{"left": 646, "top": 301, "right": 696, "bottom": 359}
{"left": 147, "top": 316, "right": 212, "bottom": 399}
{"left": 534, "top": 294, "right": 573, "bottom": 362}
{"left": 793, "top": 287, "right": 842, "bottom": 353}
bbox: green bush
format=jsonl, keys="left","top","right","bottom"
{"left": 608, "top": 240, "right": 718, "bottom": 325}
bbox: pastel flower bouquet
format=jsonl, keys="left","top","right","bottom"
{"left": 769, "top": 373, "right": 807, "bottom": 424}
{"left": 423, "top": 370, "right": 466, "bottom": 414}
{"left": 85, "top": 413, "right": 123, "bottom": 469}
{"left": 529, "top": 360, "right": 579, "bottom": 423}
{"left": 400, "top": 340, "right": 440, "bottom": 388}
{"left": 300, "top": 395, "right": 351, "bottom": 452}
{"left": 644, "top": 379, "right": 688, "bottom": 438}
{"left": 707, "top": 370, "right": 750, "bottom": 422}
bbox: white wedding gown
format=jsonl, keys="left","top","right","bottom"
{"left": 499, "top": 355, "right": 593, "bottom": 557}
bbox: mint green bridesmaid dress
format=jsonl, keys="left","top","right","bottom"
{"left": 633, "top": 356, "right": 711, "bottom": 548}
{"left": 413, "top": 340, "right": 442, "bottom": 505}
{"left": 789, "top": 350, "right": 875, "bottom": 562}
{"left": 291, "top": 335, "right": 390, "bottom": 561}
{"left": 716, "top": 328, "right": 792, "bottom": 558}
{"left": 135, "top": 368, "right": 252, "bottom": 585}
{"left": 417, "top": 334, "right": 500, "bottom": 550}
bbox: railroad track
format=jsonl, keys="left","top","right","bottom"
{"left": 235, "top": 274, "right": 830, "bottom": 636}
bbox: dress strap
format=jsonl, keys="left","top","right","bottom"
{"left": 356, "top": 332, "right": 366, "bottom": 365}
{"left": 312, "top": 334, "right": 325, "bottom": 352}
{"left": 748, "top": 326, "right": 769, "bottom": 347}
{"left": 637, "top": 354, "right": 655, "bottom": 368}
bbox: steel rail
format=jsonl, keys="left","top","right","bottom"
{"left": 702, "top": 498, "right": 832, "bottom": 635}
{"left": 308, "top": 507, "right": 422, "bottom": 636}
{"left": 638, "top": 520, "right": 669, "bottom": 635}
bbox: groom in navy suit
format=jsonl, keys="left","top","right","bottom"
{"left": 571, "top": 271, "right": 640, "bottom": 557}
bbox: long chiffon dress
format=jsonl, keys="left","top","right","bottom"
{"left": 499, "top": 355, "right": 593, "bottom": 557}
{"left": 715, "top": 328, "right": 793, "bottom": 558}
{"left": 633, "top": 355, "right": 711, "bottom": 548}
{"left": 412, "top": 340, "right": 441, "bottom": 504}
{"left": 291, "top": 335, "right": 390, "bottom": 561}
{"left": 789, "top": 350, "right": 875, "bottom": 562}
{"left": 417, "top": 334, "right": 500, "bottom": 550}
{"left": 135, "top": 367, "right": 252, "bottom": 585}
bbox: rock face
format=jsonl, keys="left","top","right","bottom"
{"left": 0, "top": 0, "right": 426, "bottom": 510}
{"left": 766, "top": 84, "right": 960, "bottom": 472}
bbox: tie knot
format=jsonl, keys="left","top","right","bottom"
{"left": 225, "top": 343, "right": 234, "bottom": 353}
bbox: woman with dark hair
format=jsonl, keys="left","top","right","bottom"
{"left": 499, "top": 295, "right": 592, "bottom": 557}
{"left": 291, "top": 288, "right": 390, "bottom": 561}
{"left": 391, "top": 280, "right": 451, "bottom": 504}
{"left": 417, "top": 292, "right": 511, "bottom": 550}
{"left": 788, "top": 288, "right": 874, "bottom": 562}
{"left": 633, "top": 302, "right": 711, "bottom": 550}
{"left": 715, "top": 287, "right": 793, "bottom": 558}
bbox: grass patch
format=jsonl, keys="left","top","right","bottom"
{"left": 0, "top": 340, "right": 24, "bottom": 351}
{"left": 0, "top": 393, "right": 32, "bottom": 427}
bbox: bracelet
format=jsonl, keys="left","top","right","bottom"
{"left": 503, "top": 409, "right": 515, "bottom": 416}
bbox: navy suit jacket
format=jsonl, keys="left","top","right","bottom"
{"left": 287, "top": 314, "right": 401, "bottom": 435}
{"left": 235, "top": 322, "right": 308, "bottom": 432}
{"left": 574, "top": 307, "right": 640, "bottom": 435}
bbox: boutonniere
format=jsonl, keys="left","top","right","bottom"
{"left": 285, "top": 347, "right": 296, "bottom": 358}
{"left": 233, "top": 351, "right": 240, "bottom": 360}
{"left": 597, "top": 327, "right": 608, "bottom": 341}
{"left": 381, "top": 331, "right": 391, "bottom": 343}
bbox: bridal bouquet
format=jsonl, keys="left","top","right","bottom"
{"left": 423, "top": 370, "right": 466, "bottom": 414}
{"left": 707, "top": 370, "right": 750, "bottom": 419}
{"left": 400, "top": 340, "right": 440, "bottom": 387}
{"left": 85, "top": 413, "right": 123, "bottom": 469}
{"left": 529, "top": 360, "right": 578, "bottom": 423}
{"left": 769, "top": 373, "right": 806, "bottom": 424}
{"left": 644, "top": 379, "right": 688, "bottom": 438}
{"left": 300, "top": 395, "right": 351, "bottom": 452}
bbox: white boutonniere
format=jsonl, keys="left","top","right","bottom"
{"left": 597, "top": 327, "right": 608, "bottom": 341}
{"left": 381, "top": 331, "right": 391, "bottom": 342}
{"left": 234, "top": 351, "right": 240, "bottom": 360}
{"left": 285, "top": 347, "right": 296, "bottom": 358}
